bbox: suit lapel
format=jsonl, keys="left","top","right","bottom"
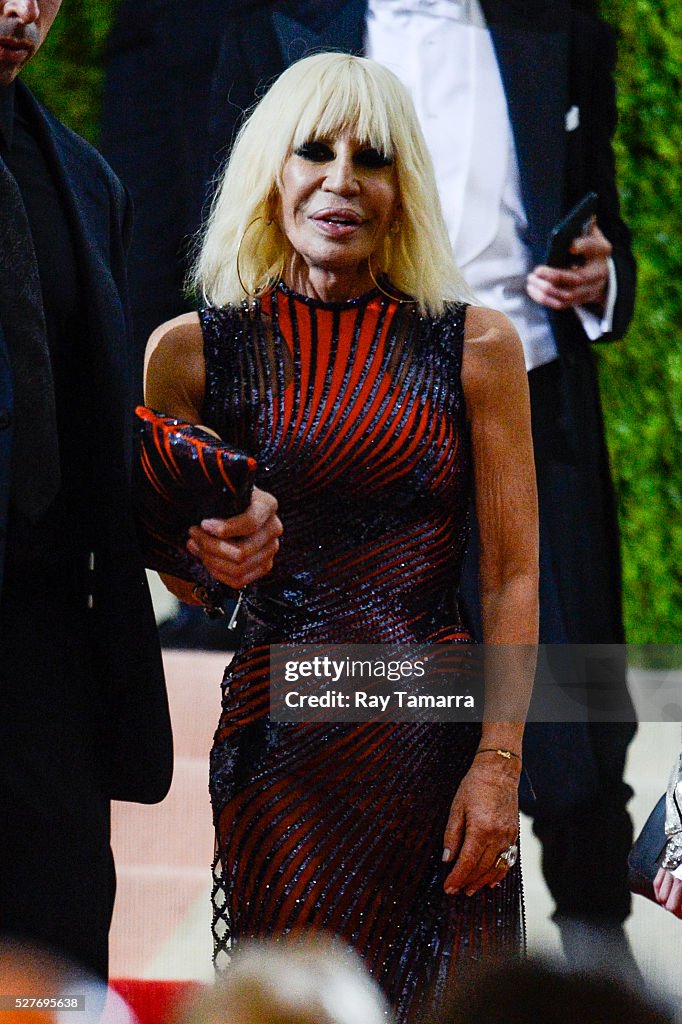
{"left": 273, "top": 0, "right": 367, "bottom": 64}
{"left": 16, "top": 82, "right": 132, "bottom": 472}
{"left": 0, "top": 151, "right": 62, "bottom": 516}
{"left": 16, "top": 86, "right": 120, "bottom": 316}
{"left": 481, "top": 0, "right": 571, "bottom": 262}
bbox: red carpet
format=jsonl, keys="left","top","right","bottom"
{"left": 110, "top": 979, "right": 205, "bottom": 1024}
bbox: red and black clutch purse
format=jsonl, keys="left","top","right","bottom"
{"left": 134, "top": 406, "right": 257, "bottom": 608}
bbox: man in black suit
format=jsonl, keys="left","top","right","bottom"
{"left": 0, "top": 0, "right": 172, "bottom": 978}
{"left": 101, "top": 0, "right": 637, "bottom": 961}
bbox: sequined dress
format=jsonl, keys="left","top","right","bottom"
{"left": 200, "top": 282, "right": 522, "bottom": 1022}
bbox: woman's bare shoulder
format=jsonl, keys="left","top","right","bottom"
{"left": 462, "top": 305, "right": 526, "bottom": 403}
{"left": 144, "top": 312, "right": 203, "bottom": 377}
{"left": 144, "top": 312, "right": 205, "bottom": 417}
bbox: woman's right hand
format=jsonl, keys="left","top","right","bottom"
{"left": 187, "top": 487, "right": 283, "bottom": 589}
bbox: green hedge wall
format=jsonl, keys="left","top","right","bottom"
{"left": 22, "top": 0, "right": 115, "bottom": 143}
{"left": 20, "top": 0, "right": 682, "bottom": 642}
{"left": 597, "top": 0, "right": 681, "bottom": 643}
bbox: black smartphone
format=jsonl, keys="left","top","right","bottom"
{"left": 545, "top": 191, "right": 598, "bottom": 268}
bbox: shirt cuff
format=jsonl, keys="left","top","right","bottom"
{"left": 573, "top": 256, "right": 617, "bottom": 340}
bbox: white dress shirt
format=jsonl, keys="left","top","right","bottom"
{"left": 366, "top": 0, "right": 616, "bottom": 369}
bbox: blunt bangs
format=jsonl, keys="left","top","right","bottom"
{"left": 288, "top": 56, "right": 395, "bottom": 163}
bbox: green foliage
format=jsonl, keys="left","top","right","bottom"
{"left": 15, "top": 0, "right": 682, "bottom": 641}
{"left": 21, "top": 0, "right": 118, "bottom": 143}
{"left": 597, "top": 0, "right": 682, "bottom": 641}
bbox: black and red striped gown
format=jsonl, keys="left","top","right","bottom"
{"left": 200, "top": 281, "right": 521, "bottom": 1021}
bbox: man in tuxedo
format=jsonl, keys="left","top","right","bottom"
{"left": 101, "top": 0, "right": 637, "bottom": 963}
{"left": 0, "top": 0, "right": 172, "bottom": 977}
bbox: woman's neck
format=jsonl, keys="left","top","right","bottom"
{"left": 284, "top": 260, "right": 375, "bottom": 304}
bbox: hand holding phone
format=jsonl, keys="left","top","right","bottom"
{"left": 528, "top": 192, "right": 610, "bottom": 311}
{"left": 545, "top": 192, "right": 598, "bottom": 268}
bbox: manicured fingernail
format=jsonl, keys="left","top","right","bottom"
{"left": 201, "top": 519, "right": 222, "bottom": 533}
{"left": 442, "top": 848, "right": 452, "bottom": 863}
{"left": 187, "top": 540, "right": 199, "bottom": 556}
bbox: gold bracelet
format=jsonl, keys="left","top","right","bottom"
{"left": 475, "top": 747, "right": 522, "bottom": 763}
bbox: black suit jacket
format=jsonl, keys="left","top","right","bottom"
{"left": 0, "top": 82, "right": 172, "bottom": 804}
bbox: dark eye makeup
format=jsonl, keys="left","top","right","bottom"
{"left": 294, "top": 140, "right": 393, "bottom": 168}
{"left": 356, "top": 147, "right": 393, "bottom": 168}
{"left": 294, "top": 141, "right": 335, "bottom": 162}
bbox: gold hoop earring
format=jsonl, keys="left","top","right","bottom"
{"left": 236, "top": 216, "right": 284, "bottom": 299}
{"left": 367, "top": 255, "right": 416, "bottom": 305}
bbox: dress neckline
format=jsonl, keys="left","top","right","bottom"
{"left": 274, "top": 278, "right": 384, "bottom": 311}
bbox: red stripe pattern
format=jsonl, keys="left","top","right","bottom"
{"left": 134, "top": 406, "right": 256, "bottom": 586}
{"left": 200, "top": 284, "right": 521, "bottom": 1021}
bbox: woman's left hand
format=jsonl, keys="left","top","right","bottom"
{"left": 442, "top": 757, "right": 520, "bottom": 896}
{"left": 653, "top": 866, "right": 682, "bottom": 918}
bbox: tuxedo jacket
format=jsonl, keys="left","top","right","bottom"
{"left": 0, "top": 81, "right": 172, "bottom": 804}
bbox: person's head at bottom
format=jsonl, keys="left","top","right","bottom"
{"left": 174, "top": 935, "right": 390, "bottom": 1024}
{"left": 192, "top": 51, "right": 471, "bottom": 312}
{"left": 435, "top": 957, "right": 675, "bottom": 1024}
{"left": 0, "top": 938, "right": 135, "bottom": 1024}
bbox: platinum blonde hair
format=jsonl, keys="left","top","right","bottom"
{"left": 191, "top": 52, "right": 473, "bottom": 315}
{"left": 177, "top": 937, "right": 392, "bottom": 1024}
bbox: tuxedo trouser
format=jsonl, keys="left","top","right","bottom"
{"left": 0, "top": 567, "right": 114, "bottom": 980}
{"left": 460, "top": 357, "right": 635, "bottom": 923}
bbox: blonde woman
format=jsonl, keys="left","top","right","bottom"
{"left": 145, "top": 53, "right": 538, "bottom": 1023}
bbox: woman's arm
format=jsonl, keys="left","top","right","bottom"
{"left": 144, "top": 313, "right": 208, "bottom": 425}
{"left": 143, "top": 315, "right": 282, "bottom": 601}
{"left": 442, "top": 305, "right": 539, "bottom": 896}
